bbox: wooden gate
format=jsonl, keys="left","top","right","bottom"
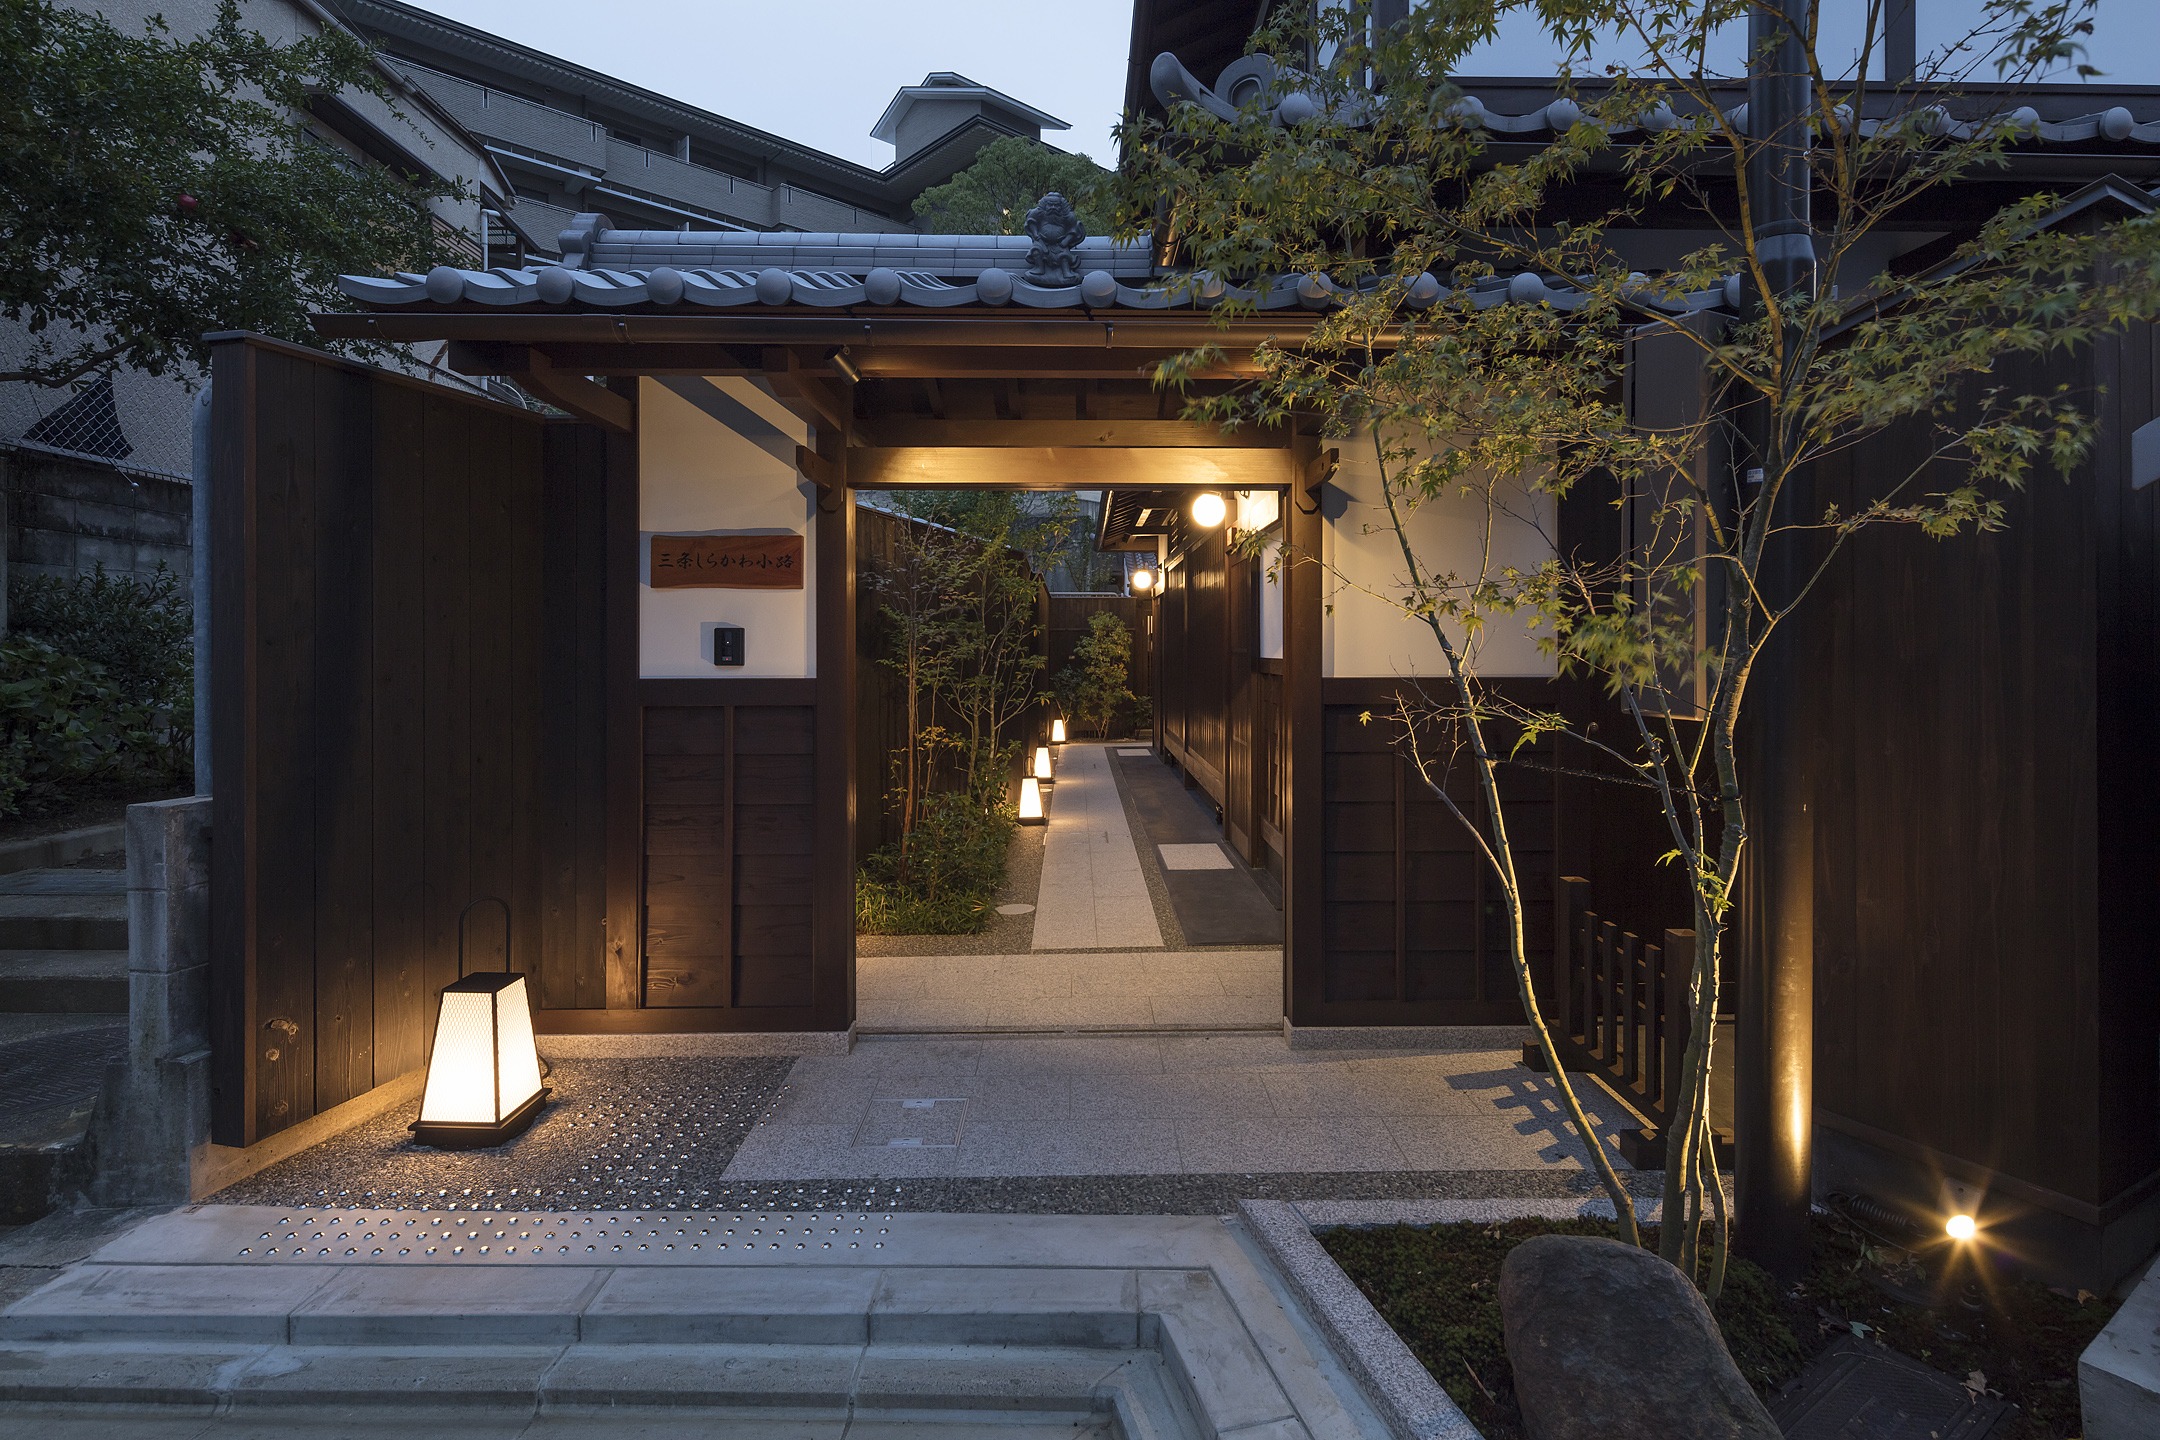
{"left": 207, "top": 337, "right": 617, "bottom": 1146}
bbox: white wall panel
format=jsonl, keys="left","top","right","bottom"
{"left": 638, "top": 376, "right": 817, "bottom": 678}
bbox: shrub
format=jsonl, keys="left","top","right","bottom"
{"left": 857, "top": 791, "right": 1015, "bottom": 935}
{"left": 11, "top": 564, "right": 193, "bottom": 705}
{"left": 0, "top": 566, "right": 193, "bottom": 817}
{"left": 1055, "top": 611, "right": 1139, "bottom": 738}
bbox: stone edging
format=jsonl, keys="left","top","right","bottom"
{"left": 1239, "top": 1198, "right": 1484, "bottom": 1440}
{"left": 1239, "top": 1194, "right": 1668, "bottom": 1440}
{"left": 538, "top": 1029, "right": 856, "bottom": 1058}
{"left": 0, "top": 822, "right": 124, "bottom": 876}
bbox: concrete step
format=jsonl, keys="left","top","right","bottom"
{"left": 0, "top": 1015, "right": 125, "bottom": 1224}
{"left": 0, "top": 824, "right": 123, "bottom": 878}
{"left": 0, "top": 888, "right": 127, "bottom": 951}
{"left": 0, "top": 951, "right": 127, "bottom": 1013}
{"left": 0, "top": 1205, "right": 1392, "bottom": 1438}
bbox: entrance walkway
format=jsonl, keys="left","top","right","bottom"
{"left": 856, "top": 950, "right": 1280, "bottom": 1032}
{"left": 857, "top": 743, "right": 1284, "bottom": 1033}
{"left": 1030, "top": 743, "right": 1162, "bottom": 951}
{"left": 722, "top": 1034, "right": 1634, "bottom": 1195}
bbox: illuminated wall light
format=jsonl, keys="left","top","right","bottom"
{"left": 1050, "top": 718, "right": 1067, "bottom": 745}
{"left": 1130, "top": 568, "right": 1156, "bottom": 594}
{"left": 1190, "top": 491, "right": 1228, "bottom": 529}
{"left": 1946, "top": 1213, "right": 1977, "bottom": 1242}
{"left": 1034, "top": 745, "right": 1055, "bottom": 784}
{"left": 1018, "top": 776, "right": 1045, "bottom": 824}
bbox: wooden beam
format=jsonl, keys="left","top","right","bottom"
{"left": 762, "top": 348, "right": 851, "bottom": 436}
{"left": 447, "top": 340, "right": 766, "bottom": 377}
{"left": 852, "top": 418, "right": 1289, "bottom": 449}
{"left": 1302, "top": 444, "right": 1341, "bottom": 497}
{"left": 847, "top": 446, "right": 1294, "bottom": 490}
{"left": 794, "top": 443, "right": 840, "bottom": 495}
{"left": 851, "top": 347, "right": 1265, "bottom": 380}
{"left": 506, "top": 351, "right": 633, "bottom": 432}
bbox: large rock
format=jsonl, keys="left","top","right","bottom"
{"left": 1500, "top": 1234, "right": 1779, "bottom": 1440}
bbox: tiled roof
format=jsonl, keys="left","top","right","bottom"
{"left": 338, "top": 211, "right": 1737, "bottom": 316}
{"left": 1150, "top": 50, "right": 2160, "bottom": 145}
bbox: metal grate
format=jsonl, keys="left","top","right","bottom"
{"left": 1771, "top": 1336, "right": 2012, "bottom": 1439}
{"left": 21, "top": 373, "right": 132, "bottom": 461}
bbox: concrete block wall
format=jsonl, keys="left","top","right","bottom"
{"left": 4, "top": 447, "right": 192, "bottom": 591}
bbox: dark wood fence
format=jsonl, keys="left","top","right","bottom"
{"left": 1546, "top": 876, "right": 1705, "bottom": 1152}
{"left": 208, "top": 336, "right": 614, "bottom": 1147}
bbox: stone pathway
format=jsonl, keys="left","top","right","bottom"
{"left": 855, "top": 949, "right": 1279, "bottom": 1032}
{"left": 1031, "top": 744, "right": 1162, "bottom": 951}
{"left": 722, "top": 1033, "right": 1633, "bottom": 1185}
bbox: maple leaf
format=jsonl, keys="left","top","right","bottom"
{"left": 1964, "top": 1370, "right": 1988, "bottom": 1397}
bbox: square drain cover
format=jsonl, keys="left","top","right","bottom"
{"left": 853, "top": 1097, "right": 967, "bottom": 1148}
{"left": 1770, "top": 1337, "right": 2011, "bottom": 1439}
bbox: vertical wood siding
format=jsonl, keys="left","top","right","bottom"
{"left": 1801, "top": 333, "right": 2160, "bottom": 1214}
{"left": 209, "top": 339, "right": 610, "bottom": 1147}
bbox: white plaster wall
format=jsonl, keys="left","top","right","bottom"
{"left": 1321, "top": 438, "right": 1557, "bottom": 680}
{"left": 639, "top": 376, "right": 817, "bottom": 678}
{"left": 1237, "top": 492, "right": 1287, "bottom": 663}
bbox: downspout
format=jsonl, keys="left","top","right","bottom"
{"left": 1735, "top": 0, "right": 1817, "bottom": 1283}
{"left": 191, "top": 384, "right": 212, "bottom": 797}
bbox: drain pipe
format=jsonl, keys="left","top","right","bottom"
{"left": 190, "top": 384, "right": 211, "bottom": 797}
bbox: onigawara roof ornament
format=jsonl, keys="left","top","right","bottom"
{"left": 1024, "top": 192, "right": 1086, "bottom": 287}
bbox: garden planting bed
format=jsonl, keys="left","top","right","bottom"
{"left": 1311, "top": 1211, "right": 2119, "bottom": 1440}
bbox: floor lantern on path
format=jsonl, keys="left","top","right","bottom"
{"left": 411, "top": 898, "right": 550, "bottom": 1149}
{"left": 1018, "top": 776, "right": 1046, "bottom": 825}
{"left": 1034, "top": 744, "right": 1056, "bottom": 789}
{"left": 1050, "top": 717, "right": 1067, "bottom": 747}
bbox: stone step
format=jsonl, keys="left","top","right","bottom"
{"left": 0, "top": 951, "right": 127, "bottom": 1013}
{"left": 0, "top": 891, "right": 127, "bottom": 951}
{"left": 0, "top": 824, "right": 123, "bottom": 878}
{"left": 0, "top": 1015, "right": 126, "bottom": 1224}
{"left": 0, "top": 1342, "right": 1171, "bottom": 1437}
{"left": 0, "top": 1205, "right": 1391, "bottom": 1439}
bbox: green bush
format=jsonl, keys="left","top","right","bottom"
{"left": 856, "top": 791, "right": 1015, "bottom": 935}
{"left": 1055, "top": 611, "right": 1140, "bottom": 738}
{"left": 10, "top": 564, "right": 193, "bottom": 708}
{"left": 0, "top": 566, "right": 192, "bottom": 817}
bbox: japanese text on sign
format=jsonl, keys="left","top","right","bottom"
{"left": 649, "top": 533, "right": 804, "bottom": 590}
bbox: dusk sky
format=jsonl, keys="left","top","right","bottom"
{"left": 398, "top": 1, "right": 2160, "bottom": 175}
{"left": 399, "top": 0, "right": 1136, "bottom": 168}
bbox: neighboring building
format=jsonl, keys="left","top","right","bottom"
{"left": 0, "top": 0, "right": 512, "bottom": 589}
{"left": 3, "top": 0, "right": 1072, "bottom": 594}
{"left": 332, "top": 0, "right": 1074, "bottom": 256}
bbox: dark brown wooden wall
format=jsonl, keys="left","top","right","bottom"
{"left": 1308, "top": 683, "right": 1552, "bottom": 1024}
{"left": 209, "top": 337, "right": 611, "bottom": 1146}
{"left": 1800, "top": 330, "right": 2160, "bottom": 1215}
{"left": 642, "top": 697, "right": 816, "bottom": 1009}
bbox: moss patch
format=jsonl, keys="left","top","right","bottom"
{"left": 1318, "top": 1215, "right": 2118, "bottom": 1440}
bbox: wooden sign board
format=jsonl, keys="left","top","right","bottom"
{"left": 650, "top": 533, "right": 804, "bottom": 589}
